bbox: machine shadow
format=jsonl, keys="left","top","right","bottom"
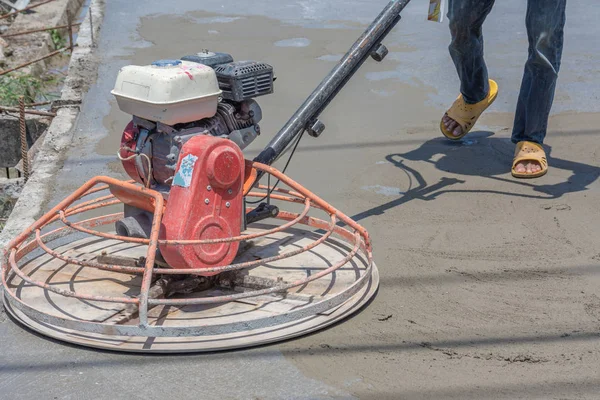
{"left": 3, "top": 322, "right": 600, "bottom": 366}
{"left": 349, "top": 130, "right": 600, "bottom": 223}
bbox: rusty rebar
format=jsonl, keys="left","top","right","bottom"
{"left": 67, "top": 11, "right": 73, "bottom": 53}
{"left": 25, "top": 100, "right": 52, "bottom": 107}
{"left": 0, "top": 105, "right": 56, "bottom": 117}
{"left": 18, "top": 97, "right": 29, "bottom": 181}
{"left": 0, "top": 22, "right": 82, "bottom": 38}
{"left": 0, "top": 48, "right": 66, "bottom": 76}
{"left": 0, "top": 0, "right": 57, "bottom": 20}
{"left": 88, "top": 6, "right": 94, "bottom": 45}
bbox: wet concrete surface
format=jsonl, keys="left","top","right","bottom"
{"left": 2, "top": 1, "right": 600, "bottom": 399}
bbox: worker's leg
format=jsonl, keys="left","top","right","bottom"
{"left": 448, "top": 0, "right": 495, "bottom": 103}
{"left": 443, "top": 0, "right": 496, "bottom": 136}
{"left": 512, "top": 0, "right": 566, "bottom": 145}
{"left": 512, "top": 0, "right": 566, "bottom": 174}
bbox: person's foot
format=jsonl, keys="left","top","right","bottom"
{"left": 513, "top": 160, "right": 542, "bottom": 175}
{"left": 441, "top": 80, "right": 499, "bottom": 141}
{"left": 511, "top": 141, "right": 547, "bottom": 179}
{"left": 442, "top": 114, "right": 464, "bottom": 137}
{"left": 442, "top": 114, "right": 543, "bottom": 175}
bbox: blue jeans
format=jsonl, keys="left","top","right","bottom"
{"left": 448, "top": 0, "right": 567, "bottom": 144}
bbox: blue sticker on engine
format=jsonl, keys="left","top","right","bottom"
{"left": 173, "top": 154, "right": 198, "bottom": 188}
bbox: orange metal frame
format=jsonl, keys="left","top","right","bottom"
{"left": 2, "top": 162, "right": 374, "bottom": 335}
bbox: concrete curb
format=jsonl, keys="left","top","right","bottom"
{"left": 0, "top": 0, "right": 105, "bottom": 250}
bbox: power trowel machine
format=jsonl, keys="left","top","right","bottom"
{"left": 2, "top": 0, "right": 411, "bottom": 352}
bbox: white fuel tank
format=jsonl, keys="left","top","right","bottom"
{"left": 111, "top": 59, "right": 222, "bottom": 125}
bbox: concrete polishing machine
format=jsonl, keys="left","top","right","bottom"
{"left": 2, "top": 0, "right": 411, "bottom": 352}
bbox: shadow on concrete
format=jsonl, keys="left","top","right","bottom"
{"left": 5, "top": 262, "right": 598, "bottom": 361}
{"left": 1, "top": 327, "right": 599, "bottom": 368}
{"left": 3, "top": 282, "right": 599, "bottom": 398}
{"left": 348, "top": 130, "right": 600, "bottom": 223}
{"left": 399, "top": 131, "right": 600, "bottom": 195}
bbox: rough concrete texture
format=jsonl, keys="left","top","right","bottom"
{"left": 0, "top": 177, "right": 23, "bottom": 222}
{"left": 0, "top": 0, "right": 87, "bottom": 175}
{"left": 4, "top": 0, "right": 85, "bottom": 74}
{"left": 0, "top": 36, "right": 8, "bottom": 68}
{"left": 0, "top": 177, "right": 24, "bottom": 198}
{"left": 0, "top": 116, "right": 49, "bottom": 168}
{"left": 2, "top": 1, "right": 600, "bottom": 399}
{"left": 0, "top": 0, "right": 103, "bottom": 249}
{"left": 0, "top": 106, "right": 77, "bottom": 238}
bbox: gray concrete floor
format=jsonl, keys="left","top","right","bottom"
{"left": 2, "top": 1, "right": 600, "bottom": 399}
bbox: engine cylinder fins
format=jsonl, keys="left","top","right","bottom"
{"left": 2, "top": 164, "right": 378, "bottom": 353}
{"left": 214, "top": 61, "right": 274, "bottom": 102}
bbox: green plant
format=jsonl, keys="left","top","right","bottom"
{"left": 50, "top": 29, "right": 67, "bottom": 50}
{"left": 0, "top": 74, "right": 43, "bottom": 106}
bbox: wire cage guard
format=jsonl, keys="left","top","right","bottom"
{"left": 2, "top": 162, "right": 378, "bottom": 351}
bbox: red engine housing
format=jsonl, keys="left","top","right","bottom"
{"left": 159, "top": 135, "right": 244, "bottom": 274}
{"left": 119, "top": 121, "right": 144, "bottom": 185}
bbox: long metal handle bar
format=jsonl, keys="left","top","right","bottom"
{"left": 254, "top": 0, "right": 411, "bottom": 167}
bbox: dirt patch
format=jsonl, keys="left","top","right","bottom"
{"left": 420, "top": 342, "right": 549, "bottom": 364}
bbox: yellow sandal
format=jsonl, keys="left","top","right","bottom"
{"left": 511, "top": 141, "right": 548, "bottom": 179}
{"left": 440, "top": 79, "right": 498, "bottom": 140}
